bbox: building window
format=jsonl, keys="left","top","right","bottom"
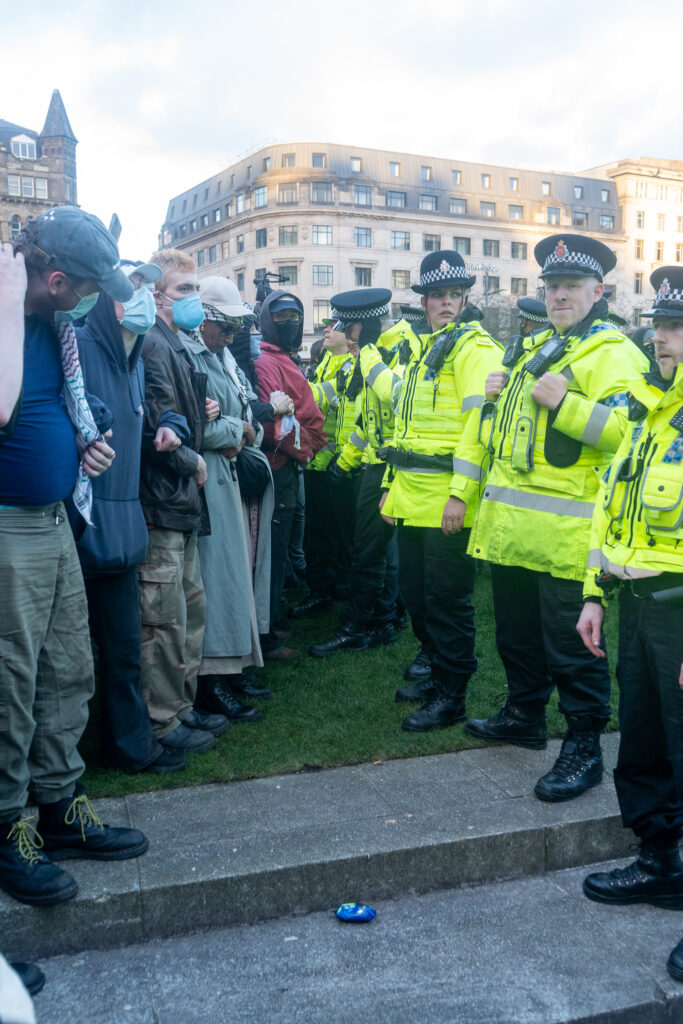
{"left": 263, "top": 156, "right": 271, "bottom": 171}
{"left": 547, "top": 206, "right": 560, "bottom": 225}
{"left": 390, "top": 161, "right": 400, "bottom": 177}
{"left": 189, "top": 218, "right": 197, "bottom": 232}
{"left": 11, "top": 137, "right": 36, "bottom": 160}
{"left": 386, "top": 190, "right": 406, "bottom": 208}
{"left": 236, "top": 193, "right": 247, "bottom": 215}
{"left": 421, "top": 165, "right": 432, "bottom": 182}
{"left": 678, "top": 216, "right": 683, "bottom": 233}
{"left": 196, "top": 250, "right": 205, "bottom": 268}
{"left": 179, "top": 224, "right": 187, "bottom": 237}
{"left": 655, "top": 241, "right": 664, "bottom": 262}
{"left": 354, "top": 184, "right": 371, "bottom": 206}
{"left": 313, "top": 265, "right": 333, "bottom": 286}
{"left": 392, "top": 270, "right": 411, "bottom": 289}
{"left": 391, "top": 302, "right": 404, "bottom": 320}
{"left": 419, "top": 194, "right": 437, "bottom": 212}
{"left": 508, "top": 204, "right": 523, "bottom": 220}
{"left": 572, "top": 211, "right": 589, "bottom": 227}
{"left": 255, "top": 228, "right": 267, "bottom": 249}
{"left": 481, "top": 173, "right": 491, "bottom": 189}
{"left": 311, "top": 182, "right": 333, "bottom": 203}
{"left": 634, "top": 273, "right": 643, "bottom": 295}
{"left": 391, "top": 230, "right": 410, "bottom": 250}
{"left": 601, "top": 188, "right": 609, "bottom": 202}
{"left": 354, "top": 226, "right": 371, "bottom": 247}
{"left": 350, "top": 157, "right": 362, "bottom": 173}
{"left": 312, "top": 152, "right": 326, "bottom": 168}
{"left": 657, "top": 213, "right": 666, "bottom": 231}
{"left": 204, "top": 187, "right": 209, "bottom": 199}
{"left": 282, "top": 153, "right": 295, "bottom": 167}
{"left": 254, "top": 186, "right": 267, "bottom": 208}
{"left": 676, "top": 244, "right": 683, "bottom": 264}
{"left": 236, "top": 234, "right": 244, "bottom": 253}
{"left": 7, "top": 174, "right": 20, "bottom": 196}
{"left": 35, "top": 178, "right": 48, "bottom": 199}
{"left": 574, "top": 185, "right": 584, "bottom": 199}
{"left": 636, "top": 210, "right": 645, "bottom": 229}
{"left": 355, "top": 267, "right": 372, "bottom": 287}
{"left": 541, "top": 181, "right": 551, "bottom": 196}
{"left": 225, "top": 201, "right": 232, "bottom": 218}
{"left": 193, "top": 194, "right": 198, "bottom": 207}
{"left": 452, "top": 236, "right": 471, "bottom": 255}
{"left": 182, "top": 199, "right": 187, "bottom": 212}
{"left": 10, "top": 215, "right": 21, "bottom": 240}
{"left": 209, "top": 245, "right": 217, "bottom": 264}
{"left": 313, "top": 299, "right": 331, "bottom": 326}
{"left": 200, "top": 213, "right": 209, "bottom": 228}
{"left": 484, "top": 275, "right": 500, "bottom": 293}
{"left": 600, "top": 213, "right": 614, "bottom": 229}
{"left": 21, "top": 177, "right": 34, "bottom": 197}
{"left": 511, "top": 277, "right": 527, "bottom": 296}
{"left": 278, "top": 183, "right": 297, "bottom": 204}
{"left": 480, "top": 201, "right": 495, "bottom": 217}
{"left": 483, "top": 239, "right": 500, "bottom": 257}
{"left": 222, "top": 241, "right": 230, "bottom": 259}
{"left": 423, "top": 233, "right": 441, "bottom": 252}
{"left": 279, "top": 265, "right": 298, "bottom": 285}
{"left": 450, "top": 197, "right": 466, "bottom": 215}
{"left": 279, "top": 225, "right": 298, "bottom": 245}
{"left": 511, "top": 241, "right": 527, "bottom": 259}
{"left": 213, "top": 209, "right": 221, "bottom": 223}
{"left": 237, "top": 272, "right": 244, "bottom": 291}
{"left": 509, "top": 176, "right": 519, "bottom": 191}
{"left": 452, "top": 169, "right": 461, "bottom": 185}
{"left": 313, "top": 225, "right": 332, "bottom": 245}
{"left": 635, "top": 239, "right": 644, "bottom": 259}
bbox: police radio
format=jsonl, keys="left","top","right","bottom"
{"left": 423, "top": 316, "right": 465, "bottom": 374}
{"left": 501, "top": 333, "right": 525, "bottom": 369}
{"left": 524, "top": 332, "right": 571, "bottom": 378}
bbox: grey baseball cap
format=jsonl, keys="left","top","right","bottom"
{"left": 35, "top": 206, "right": 133, "bottom": 302}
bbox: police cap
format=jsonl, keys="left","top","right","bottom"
{"left": 330, "top": 287, "right": 392, "bottom": 326}
{"left": 535, "top": 234, "right": 616, "bottom": 282}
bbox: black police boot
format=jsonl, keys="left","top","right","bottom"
{"left": 183, "top": 708, "right": 229, "bottom": 737}
{"left": 11, "top": 961, "right": 46, "bottom": 997}
{"left": 395, "top": 679, "right": 438, "bottom": 704}
{"left": 534, "top": 725, "right": 603, "bottom": 802}
{"left": 401, "top": 669, "right": 467, "bottom": 733}
{"left": 464, "top": 701, "right": 547, "bottom": 750}
{"left": 668, "top": 936, "right": 683, "bottom": 982}
{"left": 0, "top": 817, "right": 78, "bottom": 906}
{"left": 404, "top": 647, "right": 432, "bottom": 682}
{"left": 196, "top": 675, "right": 262, "bottom": 723}
{"left": 367, "top": 623, "right": 398, "bottom": 648}
{"left": 229, "top": 672, "right": 272, "bottom": 700}
{"left": 38, "top": 786, "right": 149, "bottom": 861}
{"left": 308, "top": 622, "right": 369, "bottom": 658}
{"left": 290, "top": 592, "right": 334, "bottom": 619}
{"left": 584, "top": 839, "right": 683, "bottom": 908}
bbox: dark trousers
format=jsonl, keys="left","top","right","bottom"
{"left": 303, "top": 469, "right": 357, "bottom": 597}
{"left": 85, "top": 569, "right": 160, "bottom": 772}
{"left": 347, "top": 463, "right": 398, "bottom": 628}
{"left": 398, "top": 525, "right": 477, "bottom": 691}
{"left": 614, "top": 587, "right": 683, "bottom": 843}
{"left": 262, "top": 461, "right": 299, "bottom": 649}
{"left": 490, "top": 563, "right": 611, "bottom": 725}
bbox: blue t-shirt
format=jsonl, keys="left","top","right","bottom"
{"left": 0, "top": 316, "right": 79, "bottom": 506}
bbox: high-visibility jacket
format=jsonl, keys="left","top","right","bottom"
{"left": 583, "top": 363, "right": 683, "bottom": 598}
{"left": 337, "top": 319, "right": 417, "bottom": 472}
{"left": 382, "top": 317, "right": 503, "bottom": 528}
{"left": 308, "top": 350, "right": 354, "bottom": 470}
{"left": 466, "top": 318, "right": 649, "bottom": 581}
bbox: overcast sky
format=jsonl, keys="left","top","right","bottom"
{"left": 3, "top": 0, "right": 678, "bottom": 258}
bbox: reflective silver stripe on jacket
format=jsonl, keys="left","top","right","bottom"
{"left": 461, "top": 394, "right": 484, "bottom": 413}
{"left": 366, "top": 362, "right": 401, "bottom": 390}
{"left": 320, "top": 441, "right": 336, "bottom": 453}
{"left": 321, "top": 380, "right": 338, "bottom": 404}
{"left": 579, "top": 403, "right": 611, "bottom": 447}
{"left": 483, "top": 484, "right": 593, "bottom": 519}
{"left": 349, "top": 430, "right": 367, "bottom": 450}
{"left": 396, "top": 465, "right": 444, "bottom": 474}
{"left": 452, "top": 457, "right": 482, "bottom": 481}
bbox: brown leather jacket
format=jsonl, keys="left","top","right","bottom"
{"left": 139, "top": 317, "right": 209, "bottom": 534}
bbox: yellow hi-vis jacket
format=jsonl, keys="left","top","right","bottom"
{"left": 466, "top": 318, "right": 649, "bottom": 581}
{"left": 337, "top": 319, "right": 418, "bottom": 472}
{"left": 381, "top": 318, "right": 503, "bottom": 528}
{"left": 583, "top": 363, "right": 683, "bottom": 599}
{"left": 308, "top": 350, "right": 354, "bottom": 470}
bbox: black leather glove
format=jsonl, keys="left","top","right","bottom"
{"left": 358, "top": 317, "right": 383, "bottom": 349}
{"left": 326, "top": 453, "right": 348, "bottom": 482}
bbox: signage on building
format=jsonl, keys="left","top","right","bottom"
{"left": 466, "top": 262, "right": 499, "bottom": 272}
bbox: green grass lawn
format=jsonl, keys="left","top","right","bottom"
{"left": 81, "top": 564, "right": 619, "bottom": 799}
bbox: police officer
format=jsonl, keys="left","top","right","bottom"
{"left": 309, "top": 288, "right": 401, "bottom": 656}
{"left": 517, "top": 296, "right": 548, "bottom": 337}
{"left": 379, "top": 250, "right": 503, "bottom": 731}
{"left": 578, "top": 266, "right": 683, "bottom": 981}
{"left": 464, "top": 234, "right": 648, "bottom": 800}
{"left": 399, "top": 305, "right": 428, "bottom": 327}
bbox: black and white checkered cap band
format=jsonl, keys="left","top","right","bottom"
{"left": 402, "top": 311, "right": 424, "bottom": 322}
{"left": 420, "top": 263, "right": 470, "bottom": 286}
{"left": 542, "top": 249, "right": 603, "bottom": 275}
{"left": 330, "top": 301, "right": 389, "bottom": 321}
{"left": 656, "top": 280, "right": 683, "bottom": 304}
{"left": 520, "top": 311, "right": 548, "bottom": 323}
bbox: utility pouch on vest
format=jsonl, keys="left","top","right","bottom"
{"left": 510, "top": 416, "right": 535, "bottom": 471}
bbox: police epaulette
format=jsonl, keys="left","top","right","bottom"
{"left": 628, "top": 394, "right": 648, "bottom": 421}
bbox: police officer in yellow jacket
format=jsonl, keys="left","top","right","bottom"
{"left": 464, "top": 234, "right": 648, "bottom": 801}
{"left": 578, "top": 267, "right": 683, "bottom": 980}
{"left": 379, "top": 250, "right": 503, "bottom": 731}
{"left": 292, "top": 322, "right": 356, "bottom": 618}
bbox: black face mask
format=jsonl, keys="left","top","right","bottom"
{"left": 275, "top": 320, "right": 300, "bottom": 350}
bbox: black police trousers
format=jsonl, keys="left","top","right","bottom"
{"left": 613, "top": 586, "right": 683, "bottom": 843}
{"left": 346, "top": 463, "right": 398, "bottom": 628}
{"left": 303, "top": 468, "right": 357, "bottom": 598}
{"left": 490, "top": 563, "right": 611, "bottom": 726}
{"left": 398, "top": 525, "right": 477, "bottom": 692}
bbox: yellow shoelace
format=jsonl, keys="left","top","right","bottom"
{"left": 8, "top": 816, "right": 44, "bottom": 864}
{"left": 64, "top": 794, "right": 104, "bottom": 842}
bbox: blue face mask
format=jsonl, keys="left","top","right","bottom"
{"left": 54, "top": 290, "right": 99, "bottom": 323}
{"left": 120, "top": 286, "right": 156, "bottom": 334}
{"left": 166, "top": 292, "right": 204, "bottom": 331}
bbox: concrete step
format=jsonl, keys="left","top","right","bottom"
{"left": 34, "top": 859, "right": 683, "bottom": 1024}
{"left": 4, "top": 733, "right": 633, "bottom": 962}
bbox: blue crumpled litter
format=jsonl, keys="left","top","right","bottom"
{"left": 335, "top": 902, "right": 376, "bottom": 922}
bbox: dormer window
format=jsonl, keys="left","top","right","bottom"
{"left": 11, "top": 135, "right": 37, "bottom": 160}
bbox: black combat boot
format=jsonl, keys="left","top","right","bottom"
{"left": 464, "top": 701, "right": 547, "bottom": 750}
{"left": 229, "top": 672, "right": 272, "bottom": 700}
{"left": 196, "top": 675, "right": 262, "bottom": 723}
{"left": 290, "top": 592, "right": 334, "bottom": 619}
{"left": 367, "top": 623, "right": 398, "bottom": 648}
{"left": 38, "top": 786, "right": 149, "bottom": 861}
{"left": 403, "top": 647, "right": 432, "bottom": 682}
{"left": 534, "top": 720, "right": 603, "bottom": 802}
{"left": 668, "top": 936, "right": 683, "bottom": 981}
{"left": 308, "top": 622, "right": 368, "bottom": 658}
{"left": 0, "top": 817, "right": 78, "bottom": 905}
{"left": 401, "top": 668, "right": 467, "bottom": 733}
{"left": 584, "top": 838, "right": 683, "bottom": 908}
{"left": 395, "top": 679, "right": 438, "bottom": 704}
{"left": 11, "top": 961, "right": 46, "bottom": 996}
